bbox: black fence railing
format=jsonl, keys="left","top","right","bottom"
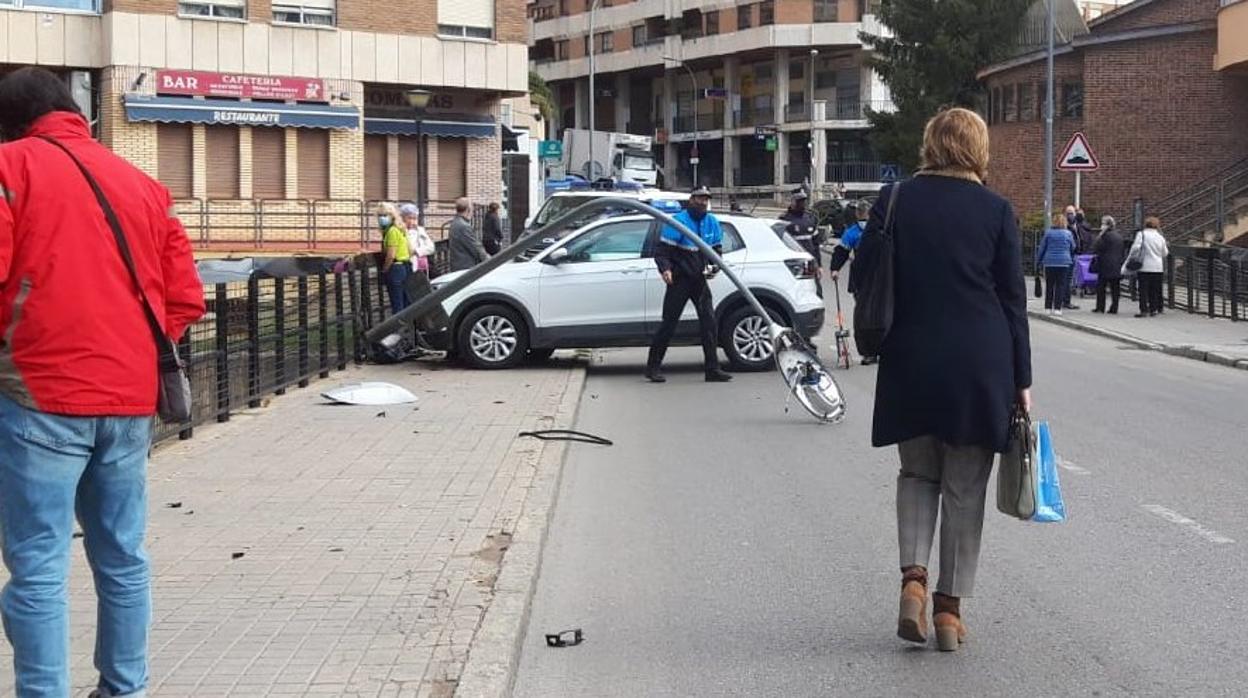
{"left": 156, "top": 254, "right": 402, "bottom": 444}
{"left": 1020, "top": 232, "right": 1247, "bottom": 321}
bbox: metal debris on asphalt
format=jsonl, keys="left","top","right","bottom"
{"left": 165, "top": 502, "right": 183, "bottom": 509}
{"left": 545, "top": 628, "right": 584, "bottom": 648}
{"left": 321, "top": 382, "right": 419, "bottom": 406}
{"left": 231, "top": 552, "right": 245, "bottom": 560}
{"left": 519, "top": 430, "right": 613, "bottom": 446}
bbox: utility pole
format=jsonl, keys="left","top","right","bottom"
{"left": 664, "top": 56, "right": 701, "bottom": 187}
{"left": 588, "top": 0, "right": 603, "bottom": 179}
{"left": 1043, "top": 0, "right": 1055, "bottom": 221}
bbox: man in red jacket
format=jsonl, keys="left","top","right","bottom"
{"left": 0, "top": 68, "right": 205, "bottom": 698}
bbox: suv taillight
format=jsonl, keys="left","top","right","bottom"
{"left": 785, "top": 258, "right": 817, "bottom": 279}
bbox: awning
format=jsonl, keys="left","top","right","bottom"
{"left": 364, "top": 116, "right": 497, "bottom": 138}
{"left": 124, "top": 95, "right": 360, "bottom": 130}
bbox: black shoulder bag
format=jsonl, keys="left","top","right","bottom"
{"left": 852, "top": 181, "right": 901, "bottom": 357}
{"left": 39, "top": 136, "right": 193, "bottom": 423}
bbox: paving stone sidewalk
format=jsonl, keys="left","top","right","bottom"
{"left": 0, "top": 357, "right": 586, "bottom": 697}
{"left": 1025, "top": 283, "right": 1248, "bottom": 369}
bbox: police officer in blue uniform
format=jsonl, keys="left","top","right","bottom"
{"left": 779, "top": 190, "right": 823, "bottom": 296}
{"left": 646, "top": 187, "right": 734, "bottom": 384}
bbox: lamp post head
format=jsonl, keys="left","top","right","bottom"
{"left": 405, "top": 89, "right": 433, "bottom": 109}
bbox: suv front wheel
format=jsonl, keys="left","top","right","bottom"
{"left": 457, "top": 304, "right": 530, "bottom": 369}
{"left": 722, "top": 305, "right": 783, "bottom": 372}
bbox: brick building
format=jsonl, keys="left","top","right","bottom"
{"left": 0, "top": 0, "right": 529, "bottom": 253}
{"left": 528, "top": 0, "right": 896, "bottom": 198}
{"left": 979, "top": 0, "right": 1248, "bottom": 239}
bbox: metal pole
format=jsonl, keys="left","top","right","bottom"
{"left": 682, "top": 62, "right": 700, "bottom": 187}
{"left": 1043, "top": 0, "right": 1055, "bottom": 220}
{"left": 416, "top": 117, "right": 426, "bottom": 226}
{"left": 1075, "top": 171, "right": 1081, "bottom": 209}
{"left": 588, "top": 0, "right": 599, "bottom": 179}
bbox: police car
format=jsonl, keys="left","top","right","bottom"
{"left": 428, "top": 202, "right": 824, "bottom": 371}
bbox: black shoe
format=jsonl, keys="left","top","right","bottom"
{"left": 1063, "top": 303, "right": 1080, "bottom": 310}
{"left": 645, "top": 368, "right": 666, "bottom": 383}
{"left": 861, "top": 356, "right": 878, "bottom": 366}
{"left": 1092, "top": 308, "right": 1105, "bottom": 314}
{"left": 1149, "top": 311, "right": 1158, "bottom": 317}
{"left": 1134, "top": 313, "right": 1149, "bottom": 318}
{"left": 705, "top": 369, "right": 733, "bottom": 383}
{"left": 1108, "top": 308, "right": 1119, "bottom": 315}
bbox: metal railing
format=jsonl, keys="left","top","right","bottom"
{"left": 785, "top": 162, "right": 812, "bottom": 184}
{"left": 784, "top": 104, "right": 811, "bottom": 122}
{"left": 175, "top": 199, "right": 488, "bottom": 251}
{"left": 825, "top": 161, "right": 887, "bottom": 183}
{"left": 157, "top": 254, "right": 403, "bottom": 444}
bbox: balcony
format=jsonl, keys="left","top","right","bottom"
{"left": 784, "top": 104, "right": 811, "bottom": 123}
{"left": 826, "top": 161, "right": 890, "bottom": 183}
{"left": 1216, "top": 0, "right": 1248, "bottom": 72}
{"left": 672, "top": 112, "right": 725, "bottom": 133}
{"left": 734, "top": 105, "right": 776, "bottom": 128}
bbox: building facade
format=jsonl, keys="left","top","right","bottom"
{"left": 528, "top": 0, "right": 895, "bottom": 197}
{"left": 980, "top": 0, "right": 1248, "bottom": 243}
{"left": 0, "top": 0, "right": 529, "bottom": 253}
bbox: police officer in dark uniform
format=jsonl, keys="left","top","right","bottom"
{"left": 779, "top": 190, "right": 823, "bottom": 296}
{"left": 646, "top": 187, "right": 734, "bottom": 384}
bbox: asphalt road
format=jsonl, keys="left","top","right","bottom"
{"left": 513, "top": 299, "right": 1248, "bottom": 697}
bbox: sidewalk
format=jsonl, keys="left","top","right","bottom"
{"left": 0, "top": 357, "right": 586, "bottom": 697}
{"left": 1026, "top": 282, "right": 1248, "bottom": 369}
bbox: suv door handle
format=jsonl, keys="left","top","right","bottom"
{"left": 621, "top": 268, "right": 647, "bottom": 275}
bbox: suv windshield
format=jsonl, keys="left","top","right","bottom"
{"left": 532, "top": 195, "right": 597, "bottom": 227}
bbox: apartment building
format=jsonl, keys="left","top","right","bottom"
{"left": 528, "top": 0, "right": 895, "bottom": 197}
{"left": 0, "top": 0, "right": 529, "bottom": 252}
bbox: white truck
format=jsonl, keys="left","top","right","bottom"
{"left": 562, "top": 129, "right": 658, "bottom": 186}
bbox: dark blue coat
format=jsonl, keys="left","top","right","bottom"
{"left": 852, "top": 175, "right": 1032, "bottom": 452}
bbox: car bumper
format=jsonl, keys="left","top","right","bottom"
{"left": 423, "top": 328, "right": 452, "bottom": 351}
{"left": 795, "top": 307, "right": 825, "bottom": 338}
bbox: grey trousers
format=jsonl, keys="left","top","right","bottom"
{"left": 896, "top": 436, "right": 995, "bottom": 598}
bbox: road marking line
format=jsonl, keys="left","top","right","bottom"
{"left": 1141, "top": 504, "right": 1235, "bottom": 545}
{"left": 1058, "top": 458, "right": 1090, "bottom": 475}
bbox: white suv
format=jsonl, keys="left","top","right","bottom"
{"left": 426, "top": 214, "right": 825, "bottom": 371}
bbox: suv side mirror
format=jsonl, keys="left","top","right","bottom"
{"left": 543, "top": 247, "right": 570, "bottom": 265}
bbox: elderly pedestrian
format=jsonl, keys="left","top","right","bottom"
{"left": 851, "top": 107, "right": 1032, "bottom": 652}
{"left": 1092, "top": 215, "right": 1124, "bottom": 314}
{"left": 1126, "top": 216, "right": 1170, "bottom": 318}
{"left": 1037, "top": 212, "right": 1078, "bottom": 315}
{"left": 399, "top": 203, "right": 435, "bottom": 277}
{"left": 483, "top": 202, "right": 504, "bottom": 256}
{"left": 448, "top": 197, "right": 488, "bottom": 272}
{"left": 0, "top": 67, "right": 206, "bottom": 697}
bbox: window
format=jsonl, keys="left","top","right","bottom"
{"left": 720, "top": 224, "right": 745, "bottom": 254}
{"left": 558, "top": 0, "right": 568, "bottom": 15}
{"left": 434, "top": 139, "right": 467, "bottom": 201}
{"left": 1062, "top": 82, "right": 1084, "bottom": 118}
{"left": 205, "top": 126, "right": 240, "bottom": 199}
{"left": 251, "top": 128, "right": 286, "bottom": 200}
{"left": 814, "top": 0, "right": 838, "bottom": 22}
{"left": 178, "top": 0, "right": 244, "bottom": 19}
{"left": 598, "top": 31, "right": 614, "bottom": 53}
{"left": 583, "top": 35, "right": 590, "bottom": 56}
{"left": 297, "top": 129, "right": 330, "bottom": 200}
{"left": 273, "top": 1, "right": 335, "bottom": 26}
{"left": 1019, "top": 83, "right": 1035, "bottom": 122}
{"left": 1002, "top": 85, "right": 1016, "bottom": 123}
{"left": 563, "top": 220, "right": 650, "bottom": 263}
{"left": 991, "top": 87, "right": 1001, "bottom": 125}
{"left": 438, "top": 0, "right": 494, "bottom": 40}
{"left": 760, "top": 0, "right": 774, "bottom": 25}
{"left": 632, "top": 25, "right": 646, "bottom": 46}
{"left": 737, "top": 4, "right": 753, "bottom": 29}
{"left": 555, "top": 40, "right": 570, "bottom": 60}
{"left": 705, "top": 11, "right": 719, "bottom": 35}
{"left": 157, "top": 124, "right": 193, "bottom": 199}
{"left": 0, "top": 0, "right": 98, "bottom": 10}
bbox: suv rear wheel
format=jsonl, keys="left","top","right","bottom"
{"left": 457, "top": 304, "right": 529, "bottom": 369}
{"left": 722, "top": 305, "right": 784, "bottom": 371}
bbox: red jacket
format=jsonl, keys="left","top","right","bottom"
{"left": 0, "top": 112, "right": 205, "bottom": 416}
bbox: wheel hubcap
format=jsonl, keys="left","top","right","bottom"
{"left": 469, "top": 315, "right": 518, "bottom": 362}
{"left": 733, "top": 315, "right": 773, "bottom": 363}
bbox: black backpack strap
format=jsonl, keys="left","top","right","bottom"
{"left": 38, "top": 136, "right": 174, "bottom": 355}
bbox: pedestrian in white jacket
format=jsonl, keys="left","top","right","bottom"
{"left": 1124, "top": 217, "right": 1169, "bottom": 317}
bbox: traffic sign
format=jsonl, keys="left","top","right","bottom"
{"left": 764, "top": 136, "right": 778, "bottom": 152}
{"left": 1057, "top": 132, "right": 1099, "bottom": 171}
{"left": 538, "top": 140, "right": 563, "bottom": 161}
{"left": 754, "top": 125, "right": 777, "bottom": 140}
{"left": 880, "top": 163, "right": 901, "bottom": 183}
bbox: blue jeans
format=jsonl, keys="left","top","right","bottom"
{"left": 0, "top": 396, "right": 152, "bottom": 698}
{"left": 385, "top": 262, "right": 412, "bottom": 314}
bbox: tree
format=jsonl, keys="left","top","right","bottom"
{"left": 529, "top": 71, "right": 557, "bottom": 124}
{"left": 860, "top": 0, "right": 1035, "bottom": 171}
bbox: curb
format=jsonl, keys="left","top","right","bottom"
{"left": 455, "top": 359, "right": 589, "bottom": 697}
{"left": 1028, "top": 309, "right": 1248, "bottom": 371}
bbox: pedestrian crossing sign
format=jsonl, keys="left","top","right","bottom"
{"left": 1057, "top": 132, "right": 1099, "bottom": 172}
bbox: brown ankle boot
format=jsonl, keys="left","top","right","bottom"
{"left": 932, "top": 592, "right": 967, "bottom": 652}
{"left": 897, "top": 566, "right": 928, "bottom": 643}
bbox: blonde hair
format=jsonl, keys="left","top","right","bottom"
{"left": 919, "top": 107, "right": 990, "bottom": 182}
{"left": 376, "top": 202, "right": 400, "bottom": 221}
{"left": 1052, "top": 212, "right": 1068, "bottom": 228}
{"left": 1144, "top": 216, "right": 1161, "bottom": 229}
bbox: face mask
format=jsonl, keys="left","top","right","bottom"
{"left": 378, "top": 215, "right": 392, "bottom": 227}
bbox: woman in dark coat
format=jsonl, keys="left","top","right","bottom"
{"left": 852, "top": 108, "right": 1032, "bottom": 652}
{"left": 1092, "top": 215, "right": 1125, "bottom": 314}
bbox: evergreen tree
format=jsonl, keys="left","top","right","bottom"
{"left": 861, "top": 0, "right": 1035, "bottom": 171}
{"left": 529, "top": 71, "right": 557, "bottom": 124}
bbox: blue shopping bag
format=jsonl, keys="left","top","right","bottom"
{"left": 1032, "top": 421, "right": 1067, "bottom": 523}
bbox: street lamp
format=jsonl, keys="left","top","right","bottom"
{"left": 588, "top": 0, "right": 604, "bottom": 180}
{"left": 406, "top": 89, "right": 432, "bottom": 226}
{"left": 663, "top": 55, "right": 701, "bottom": 187}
